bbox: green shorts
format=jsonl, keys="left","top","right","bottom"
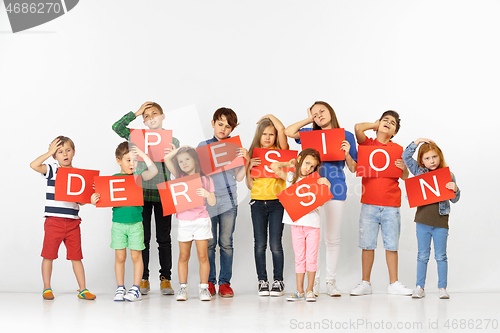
{"left": 110, "top": 222, "right": 146, "bottom": 251}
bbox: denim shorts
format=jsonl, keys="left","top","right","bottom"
{"left": 358, "top": 204, "right": 400, "bottom": 251}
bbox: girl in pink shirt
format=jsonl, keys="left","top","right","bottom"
{"left": 165, "top": 146, "right": 216, "bottom": 301}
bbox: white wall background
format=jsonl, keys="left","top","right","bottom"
{"left": 1, "top": 0, "right": 498, "bottom": 294}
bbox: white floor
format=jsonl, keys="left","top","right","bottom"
{"left": 3, "top": 291, "right": 499, "bottom": 333}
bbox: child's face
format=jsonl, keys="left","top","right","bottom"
{"left": 176, "top": 152, "right": 196, "bottom": 175}
{"left": 117, "top": 152, "right": 138, "bottom": 174}
{"left": 260, "top": 125, "right": 277, "bottom": 149}
{"left": 54, "top": 142, "right": 75, "bottom": 168}
{"left": 311, "top": 104, "right": 332, "bottom": 129}
{"left": 211, "top": 115, "right": 233, "bottom": 141}
{"left": 143, "top": 107, "right": 165, "bottom": 130}
{"left": 377, "top": 115, "right": 397, "bottom": 138}
{"left": 299, "top": 155, "right": 318, "bottom": 177}
{"left": 421, "top": 149, "right": 440, "bottom": 171}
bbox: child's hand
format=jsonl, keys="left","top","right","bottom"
{"left": 256, "top": 115, "right": 271, "bottom": 124}
{"left": 395, "top": 159, "right": 406, "bottom": 170}
{"left": 340, "top": 140, "right": 351, "bottom": 157}
{"left": 372, "top": 120, "right": 380, "bottom": 131}
{"left": 249, "top": 157, "right": 261, "bottom": 169}
{"left": 135, "top": 102, "right": 154, "bottom": 117}
{"left": 237, "top": 148, "right": 250, "bottom": 161}
{"left": 131, "top": 145, "right": 146, "bottom": 159}
{"left": 289, "top": 158, "right": 297, "bottom": 167}
{"left": 196, "top": 188, "right": 210, "bottom": 198}
{"left": 445, "top": 182, "right": 458, "bottom": 193}
{"left": 164, "top": 143, "right": 176, "bottom": 155}
{"left": 91, "top": 193, "right": 100, "bottom": 205}
{"left": 414, "top": 138, "right": 434, "bottom": 145}
{"left": 317, "top": 177, "right": 331, "bottom": 189}
{"left": 48, "top": 138, "right": 62, "bottom": 155}
{"left": 307, "top": 107, "right": 314, "bottom": 122}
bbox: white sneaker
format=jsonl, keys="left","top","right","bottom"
{"left": 305, "top": 291, "right": 317, "bottom": 302}
{"left": 350, "top": 281, "right": 372, "bottom": 296}
{"left": 176, "top": 284, "right": 188, "bottom": 301}
{"left": 326, "top": 280, "right": 341, "bottom": 297}
{"left": 412, "top": 286, "right": 425, "bottom": 298}
{"left": 313, "top": 277, "right": 320, "bottom": 297}
{"left": 123, "top": 286, "right": 142, "bottom": 302}
{"left": 114, "top": 286, "right": 126, "bottom": 302}
{"left": 199, "top": 284, "right": 212, "bottom": 301}
{"left": 388, "top": 281, "right": 412, "bottom": 296}
{"left": 439, "top": 288, "right": 450, "bottom": 299}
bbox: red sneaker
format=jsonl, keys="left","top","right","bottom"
{"left": 208, "top": 282, "right": 216, "bottom": 296}
{"left": 218, "top": 283, "right": 234, "bottom": 298}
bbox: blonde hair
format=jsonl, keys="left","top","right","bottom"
{"left": 248, "top": 117, "right": 280, "bottom": 158}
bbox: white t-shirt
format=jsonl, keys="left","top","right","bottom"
{"left": 282, "top": 172, "right": 320, "bottom": 228}
{"left": 43, "top": 163, "right": 80, "bottom": 219}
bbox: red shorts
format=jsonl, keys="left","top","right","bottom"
{"left": 41, "top": 216, "right": 83, "bottom": 260}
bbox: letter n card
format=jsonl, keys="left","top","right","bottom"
{"left": 276, "top": 172, "right": 333, "bottom": 222}
{"left": 299, "top": 128, "right": 345, "bottom": 161}
{"left": 196, "top": 136, "right": 245, "bottom": 175}
{"left": 94, "top": 175, "right": 144, "bottom": 207}
{"left": 250, "top": 148, "right": 298, "bottom": 179}
{"left": 356, "top": 145, "right": 403, "bottom": 178}
{"left": 405, "top": 167, "right": 455, "bottom": 208}
{"left": 55, "top": 168, "right": 100, "bottom": 204}
{"left": 130, "top": 129, "right": 173, "bottom": 162}
{"left": 157, "top": 173, "right": 204, "bottom": 216}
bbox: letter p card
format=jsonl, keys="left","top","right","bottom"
{"left": 55, "top": 168, "right": 100, "bottom": 204}
{"left": 276, "top": 172, "right": 333, "bottom": 222}
{"left": 130, "top": 129, "right": 173, "bottom": 162}
{"left": 157, "top": 173, "right": 204, "bottom": 216}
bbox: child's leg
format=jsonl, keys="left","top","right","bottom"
{"left": 432, "top": 227, "right": 449, "bottom": 289}
{"left": 130, "top": 250, "right": 144, "bottom": 287}
{"left": 115, "top": 249, "right": 127, "bottom": 286}
{"left": 323, "top": 200, "right": 345, "bottom": 282}
{"left": 291, "top": 226, "right": 306, "bottom": 292}
{"left": 386, "top": 250, "right": 398, "bottom": 284}
{"left": 71, "top": 260, "right": 86, "bottom": 291}
{"left": 361, "top": 250, "right": 375, "bottom": 282}
{"left": 42, "top": 259, "right": 53, "bottom": 290}
{"left": 178, "top": 241, "right": 192, "bottom": 284}
{"left": 195, "top": 240, "right": 209, "bottom": 284}
{"left": 416, "top": 223, "right": 432, "bottom": 288}
{"left": 296, "top": 273, "right": 305, "bottom": 294}
{"left": 304, "top": 226, "right": 320, "bottom": 292}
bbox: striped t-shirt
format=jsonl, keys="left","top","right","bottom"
{"left": 43, "top": 163, "right": 80, "bottom": 219}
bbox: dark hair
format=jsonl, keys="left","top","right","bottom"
{"left": 291, "top": 148, "right": 321, "bottom": 185}
{"left": 213, "top": 107, "right": 239, "bottom": 129}
{"left": 310, "top": 101, "right": 340, "bottom": 130}
{"left": 379, "top": 110, "right": 401, "bottom": 136}
{"left": 115, "top": 141, "right": 135, "bottom": 160}
{"left": 52, "top": 136, "right": 75, "bottom": 158}
{"left": 248, "top": 117, "right": 281, "bottom": 158}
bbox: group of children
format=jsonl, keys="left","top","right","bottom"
{"left": 30, "top": 101, "right": 460, "bottom": 302}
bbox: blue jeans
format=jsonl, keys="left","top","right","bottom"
{"left": 250, "top": 199, "right": 285, "bottom": 282}
{"left": 207, "top": 202, "right": 237, "bottom": 285}
{"left": 416, "top": 223, "right": 448, "bottom": 288}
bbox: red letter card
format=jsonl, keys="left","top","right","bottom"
{"left": 405, "top": 167, "right": 455, "bottom": 208}
{"left": 54, "top": 168, "right": 100, "bottom": 204}
{"left": 94, "top": 175, "right": 144, "bottom": 207}
{"left": 276, "top": 172, "right": 333, "bottom": 222}
{"left": 157, "top": 173, "right": 205, "bottom": 216}
{"left": 130, "top": 129, "right": 173, "bottom": 162}
{"left": 356, "top": 145, "right": 403, "bottom": 178}
{"left": 250, "top": 148, "right": 298, "bottom": 179}
{"left": 196, "top": 136, "right": 245, "bottom": 175}
{"left": 299, "top": 128, "right": 345, "bottom": 161}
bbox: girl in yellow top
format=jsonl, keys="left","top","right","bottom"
{"left": 245, "top": 114, "right": 289, "bottom": 296}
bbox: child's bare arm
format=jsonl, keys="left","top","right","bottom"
{"left": 354, "top": 121, "right": 379, "bottom": 144}
{"left": 259, "top": 114, "right": 289, "bottom": 150}
{"left": 245, "top": 157, "right": 261, "bottom": 190}
{"left": 235, "top": 148, "right": 250, "bottom": 182}
{"left": 197, "top": 187, "right": 216, "bottom": 206}
{"left": 284, "top": 108, "right": 314, "bottom": 140}
{"left": 30, "top": 138, "right": 62, "bottom": 174}
{"left": 91, "top": 193, "right": 100, "bottom": 205}
{"left": 270, "top": 159, "right": 295, "bottom": 181}
{"left": 163, "top": 145, "right": 180, "bottom": 175}
{"left": 317, "top": 177, "right": 331, "bottom": 189}
{"left": 133, "top": 146, "right": 158, "bottom": 181}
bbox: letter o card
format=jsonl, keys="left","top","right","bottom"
{"left": 299, "top": 128, "right": 345, "bottom": 161}
{"left": 55, "top": 168, "right": 100, "bottom": 204}
{"left": 405, "top": 167, "right": 455, "bottom": 208}
{"left": 130, "top": 129, "right": 173, "bottom": 162}
{"left": 356, "top": 145, "right": 403, "bottom": 178}
{"left": 196, "top": 136, "right": 245, "bottom": 175}
{"left": 94, "top": 175, "right": 144, "bottom": 207}
{"left": 276, "top": 172, "right": 333, "bottom": 222}
{"left": 250, "top": 148, "right": 298, "bottom": 179}
{"left": 157, "top": 173, "right": 204, "bottom": 216}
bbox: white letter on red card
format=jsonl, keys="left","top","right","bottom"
{"left": 369, "top": 149, "right": 390, "bottom": 172}
{"left": 211, "top": 143, "right": 231, "bottom": 168}
{"left": 170, "top": 182, "right": 192, "bottom": 205}
{"left": 296, "top": 184, "right": 316, "bottom": 207}
{"left": 264, "top": 150, "right": 281, "bottom": 173}
{"left": 67, "top": 173, "right": 85, "bottom": 196}
{"left": 110, "top": 179, "right": 127, "bottom": 201}
{"left": 144, "top": 132, "right": 161, "bottom": 154}
{"left": 419, "top": 175, "right": 440, "bottom": 200}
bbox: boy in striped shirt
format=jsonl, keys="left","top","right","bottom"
{"left": 30, "top": 136, "right": 96, "bottom": 300}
